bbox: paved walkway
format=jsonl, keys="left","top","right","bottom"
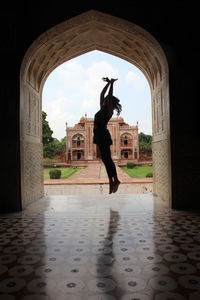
{"left": 44, "top": 162, "right": 153, "bottom": 185}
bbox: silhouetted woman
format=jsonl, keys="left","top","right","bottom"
{"left": 93, "top": 77, "right": 122, "bottom": 194}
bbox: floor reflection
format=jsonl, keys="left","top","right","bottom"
{"left": 0, "top": 194, "right": 200, "bottom": 299}
{"left": 94, "top": 209, "right": 124, "bottom": 299}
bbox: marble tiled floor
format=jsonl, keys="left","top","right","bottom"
{"left": 44, "top": 183, "right": 153, "bottom": 196}
{"left": 0, "top": 194, "right": 200, "bottom": 299}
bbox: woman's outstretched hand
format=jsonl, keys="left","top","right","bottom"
{"left": 102, "top": 77, "right": 118, "bottom": 83}
{"left": 102, "top": 77, "right": 110, "bottom": 83}
{"left": 110, "top": 78, "right": 118, "bottom": 83}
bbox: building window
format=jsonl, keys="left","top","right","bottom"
{"left": 77, "top": 137, "right": 80, "bottom": 146}
{"left": 124, "top": 136, "right": 128, "bottom": 145}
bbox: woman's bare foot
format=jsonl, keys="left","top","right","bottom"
{"left": 109, "top": 180, "right": 114, "bottom": 194}
{"left": 112, "top": 177, "right": 120, "bottom": 193}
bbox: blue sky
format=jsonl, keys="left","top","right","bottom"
{"left": 42, "top": 50, "right": 152, "bottom": 140}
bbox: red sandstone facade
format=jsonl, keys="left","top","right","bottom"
{"left": 66, "top": 116, "right": 139, "bottom": 164}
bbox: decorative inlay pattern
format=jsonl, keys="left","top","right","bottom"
{"left": 1, "top": 206, "right": 200, "bottom": 299}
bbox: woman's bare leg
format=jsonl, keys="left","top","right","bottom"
{"left": 98, "top": 144, "right": 117, "bottom": 194}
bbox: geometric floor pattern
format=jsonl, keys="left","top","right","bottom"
{"left": 0, "top": 194, "right": 200, "bottom": 299}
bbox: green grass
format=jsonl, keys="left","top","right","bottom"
{"left": 43, "top": 167, "right": 81, "bottom": 180}
{"left": 121, "top": 165, "right": 153, "bottom": 178}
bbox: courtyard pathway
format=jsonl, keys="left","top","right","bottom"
{"left": 44, "top": 163, "right": 153, "bottom": 195}
{"left": 44, "top": 162, "right": 152, "bottom": 185}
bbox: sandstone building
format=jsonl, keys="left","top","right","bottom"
{"left": 66, "top": 116, "right": 139, "bottom": 163}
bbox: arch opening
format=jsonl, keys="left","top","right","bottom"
{"left": 20, "top": 10, "right": 171, "bottom": 209}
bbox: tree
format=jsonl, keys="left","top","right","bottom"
{"left": 42, "top": 111, "right": 53, "bottom": 144}
{"left": 60, "top": 137, "right": 66, "bottom": 152}
{"left": 42, "top": 111, "right": 54, "bottom": 158}
{"left": 43, "top": 141, "right": 55, "bottom": 159}
{"left": 139, "top": 132, "right": 152, "bottom": 151}
{"left": 53, "top": 138, "right": 64, "bottom": 156}
{"left": 42, "top": 111, "right": 67, "bottom": 159}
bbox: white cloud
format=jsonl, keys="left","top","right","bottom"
{"left": 56, "top": 60, "right": 84, "bottom": 84}
{"left": 80, "top": 61, "right": 120, "bottom": 114}
{"left": 43, "top": 96, "right": 68, "bottom": 140}
{"left": 125, "top": 71, "right": 145, "bottom": 91}
{"left": 138, "top": 118, "right": 152, "bottom": 135}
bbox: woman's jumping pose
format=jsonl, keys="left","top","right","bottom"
{"left": 93, "top": 77, "right": 122, "bottom": 194}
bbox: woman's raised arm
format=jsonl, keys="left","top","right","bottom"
{"left": 100, "top": 77, "right": 110, "bottom": 107}
{"left": 108, "top": 78, "right": 118, "bottom": 102}
{"left": 106, "top": 78, "right": 118, "bottom": 114}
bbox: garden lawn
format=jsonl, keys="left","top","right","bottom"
{"left": 121, "top": 165, "right": 152, "bottom": 178}
{"left": 43, "top": 167, "right": 81, "bottom": 180}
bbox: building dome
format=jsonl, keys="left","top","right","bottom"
{"left": 79, "top": 116, "right": 85, "bottom": 123}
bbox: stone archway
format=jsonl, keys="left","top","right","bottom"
{"left": 20, "top": 10, "right": 171, "bottom": 209}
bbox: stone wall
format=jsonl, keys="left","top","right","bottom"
{"left": 23, "top": 141, "right": 44, "bottom": 208}
{"left": 153, "top": 139, "right": 170, "bottom": 207}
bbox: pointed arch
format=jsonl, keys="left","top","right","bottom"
{"left": 20, "top": 10, "right": 171, "bottom": 208}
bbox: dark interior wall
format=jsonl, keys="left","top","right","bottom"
{"left": 1, "top": 1, "right": 199, "bottom": 212}
{"left": 1, "top": 4, "right": 21, "bottom": 212}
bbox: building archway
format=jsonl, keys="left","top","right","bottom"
{"left": 72, "top": 134, "right": 85, "bottom": 149}
{"left": 120, "top": 133, "right": 134, "bottom": 160}
{"left": 71, "top": 134, "right": 85, "bottom": 161}
{"left": 120, "top": 133, "right": 133, "bottom": 147}
{"left": 20, "top": 10, "right": 171, "bottom": 209}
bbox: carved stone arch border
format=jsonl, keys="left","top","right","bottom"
{"left": 72, "top": 133, "right": 85, "bottom": 140}
{"left": 121, "top": 132, "right": 133, "bottom": 137}
{"left": 20, "top": 10, "right": 171, "bottom": 209}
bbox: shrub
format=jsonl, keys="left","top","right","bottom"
{"left": 49, "top": 169, "right": 61, "bottom": 179}
{"left": 126, "top": 162, "right": 136, "bottom": 168}
{"left": 146, "top": 172, "right": 153, "bottom": 178}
